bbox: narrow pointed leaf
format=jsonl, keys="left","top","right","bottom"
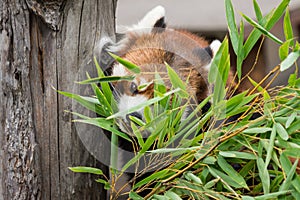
{"left": 280, "top": 51, "right": 300, "bottom": 71}
{"left": 108, "top": 52, "right": 141, "bottom": 74}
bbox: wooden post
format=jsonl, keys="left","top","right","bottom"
{"left": 0, "top": 0, "right": 116, "bottom": 199}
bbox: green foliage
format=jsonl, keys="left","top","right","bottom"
{"left": 58, "top": 0, "right": 300, "bottom": 199}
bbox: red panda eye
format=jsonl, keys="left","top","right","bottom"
{"left": 130, "top": 82, "right": 138, "bottom": 94}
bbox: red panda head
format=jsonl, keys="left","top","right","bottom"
{"left": 102, "top": 6, "right": 221, "bottom": 134}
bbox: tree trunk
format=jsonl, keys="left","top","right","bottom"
{"left": 0, "top": 0, "right": 116, "bottom": 199}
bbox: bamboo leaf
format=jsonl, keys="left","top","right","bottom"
{"left": 253, "top": 0, "right": 262, "bottom": 22}
{"left": 225, "top": 0, "right": 239, "bottom": 54}
{"left": 165, "top": 62, "right": 189, "bottom": 98}
{"left": 93, "top": 56, "right": 113, "bottom": 103}
{"left": 243, "top": 0, "right": 290, "bottom": 58}
{"left": 275, "top": 122, "right": 289, "bottom": 141}
{"left": 57, "top": 90, "right": 105, "bottom": 116}
{"left": 95, "top": 178, "right": 111, "bottom": 190}
{"left": 108, "top": 52, "right": 141, "bottom": 74}
{"left": 237, "top": 20, "right": 245, "bottom": 79}
{"left": 131, "top": 122, "right": 144, "bottom": 147}
{"left": 107, "top": 88, "right": 180, "bottom": 119}
{"left": 185, "top": 172, "right": 203, "bottom": 184}
{"left": 265, "top": 126, "right": 277, "bottom": 168}
{"left": 254, "top": 191, "right": 291, "bottom": 200}
{"left": 286, "top": 112, "right": 297, "bottom": 128}
{"left": 242, "top": 13, "right": 283, "bottom": 45}
{"left": 257, "top": 157, "right": 270, "bottom": 193}
{"left": 208, "top": 167, "right": 241, "bottom": 188}
{"left": 217, "top": 155, "right": 249, "bottom": 189}
{"left": 129, "top": 192, "right": 144, "bottom": 200}
{"left": 219, "top": 151, "right": 257, "bottom": 160}
{"left": 279, "top": 40, "right": 291, "bottom": 61}
{"left": 208, "top": 37, "right": 228, "bottom": 83}
{"left": 280, "top": 50, "right": 300, "bottom": 71}
{"left": 283, "top": 8, "right": 294, "bottom": 42}
{"left": 69, "top": 166, "right": 103, "bottom": 175}
{"left": 133, "top": 169, "right": 169, "bottom": 189}
{"left": 77, "top": 75, "right": 135, "bottom": 84}
{"left": 243, "top": 127, "right": 272, "bottom": 134}
{"left": 279, "top": 159, "right": 298, "bottom": 191}
{"left": 165, "top": 191, "right": 182, "bottom": 200}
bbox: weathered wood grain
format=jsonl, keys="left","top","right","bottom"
{"left": 0, "top": 0, "right": 116, "bottom": 199}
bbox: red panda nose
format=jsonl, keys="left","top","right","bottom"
{"left": 126, "top": 112, "right": 143, "bottom": 122}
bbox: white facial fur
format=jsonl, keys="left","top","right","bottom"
{"left": 204, "top": 40, "right": 222, "bottom": 71}
{"left": 112, "top": 63, "right": 128, "bottom": 77}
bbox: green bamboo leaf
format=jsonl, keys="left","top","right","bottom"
{"left": 242, "top": 196, "right": 255, "bottom": 200}
{"left": 217, "top": 155, "right": 249, "bottom": 189}
{"left": 129, "top": 192, "right": 144, "bottom": 200}
{"left": 283, "top": 8, "right": 294, "bottom": 42}
{"left": 237, "top": 20, "right": 245, "bottom": 79}
{"left": 286, "top": 112, "right": 297, "bottom": 128}
{"left": 209, "top": 38, "right": 230, "bottom": 105}
{"left": 280, "top": 151, "right": 293, "bottom": 174}
{"left": 243, "top": 127, "right": 272, "bottom": 134}
{"left": 185, "top": 172, "right": 203, "bottom": 184}
{"left": 242, "top": 13, "right": 283, "bottom": 45}
{"left": 107, "top": 88, "right": 180, "bottom": 119}
{"left": 165, "top": 62, "right": 189, "bottom": 98}
{"left": 69, "top": 166, "right": 103, "bottom": 175}
{"left": 95, "top": 178, "right": 111, "bottom": 190}
{"left": 243, "top": 0, "right": 290, "bottom": 58}
{"left": 144, "top": 106, "right": 153, "bottom": 123}
{"left": 86, "top": 73, "right": 113, "bottom": 116}
{"left": 133, "top": 169, "right": 169, "bottom": 189}
{"left": 153, "top": 194, "right": 169, "bottom": 200}
{"left": 165, "top": 191, "right": 182, "bottom": 200}
{"left": 292, "top": 176, "right": 300, "bottom": 194}
{"left": 57, "top": 90, "right": 105, "bottom": 116}
{"left": 275, "top": 122, "right": 289, "bottom": 141}
{"left": 239, "top": 160, "right": 256, "bottom": 177}
{"left": 253, "top": 0, "right": 262, "bottom": 22}
{"left": 279, "top": 159, "right": 298, "bottom": 191}
{"left": 131, "top": 122, "right": 145, "bottom": 147}
{"left": 122, "top": 119, "right": 164, "bottom": 172}
{"left": 77, "top": 75, "right": 135, "bottom": 84}
{"left": 280, "top": 50, "right": 300, "bottom": 71}
{"left": 265, "top": 126, "right": 276, "bottom": 168}
{"left": 108, "top": 52, "right": 141, "bottom": 74}
{"left": 257, "top": 157, "right": 270, "bottom": 194}
{"left": 225, "top": 0, "right": 239, "bottom": 54}
{"left": 93, "top": 56, "right": 113, "bottom": 103}
{"left": 254, "top": 191, "right": 291, "bottom": 200}
{"left": 219, "top": 151, "right": 256, "bottom": 160}
{"left": 279, "top": 40, "right": 291, "bottom": 61}
{"left": 128, "top": 115, "right": 145, "bottom": 127}
{"left": 204, "top": 178, "right": 219, "bottom": 189}
{"left": 208, "top": 167, "right": 241, "bottom": 188}
{"left": 208, "top": 37, "right": 228, "bottom": 83}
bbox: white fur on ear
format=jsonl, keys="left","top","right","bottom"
{"left": 210, "top": 40, "right": 222, "bottom": 57}
{"left": 94, "top": 36, "right": 114, "bottom": 56}
{"left": 125, "top": 5, "right": 166, "bottom": 34}
{"left": 204, "top": 40, "right": 222, "bottom": 71}
{"left": 137, "top": 6, "right": 165, "bottom": 28}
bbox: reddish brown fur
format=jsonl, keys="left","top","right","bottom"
{"left": 116, "top": 30, "right": 212, "bottom": 102}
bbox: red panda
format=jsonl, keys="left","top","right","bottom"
{"left": 98, "top": 5, "right": 226, "bottom": 199}
{"left": 100, "top": 6, "right": 223, "bottom": 135}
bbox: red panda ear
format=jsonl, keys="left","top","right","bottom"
{"left": 124, "top": 6, "right": 166, "bottom": 34}
{"left": 153, "top": 16, "right": 166, "bottom": 32}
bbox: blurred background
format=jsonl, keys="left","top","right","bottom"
{"left": 116, "top": 0, "right": 300, "bottom": 88}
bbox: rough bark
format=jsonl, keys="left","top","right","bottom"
{"left": 0, "top": 0, "right": 116, "bottom": 199}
